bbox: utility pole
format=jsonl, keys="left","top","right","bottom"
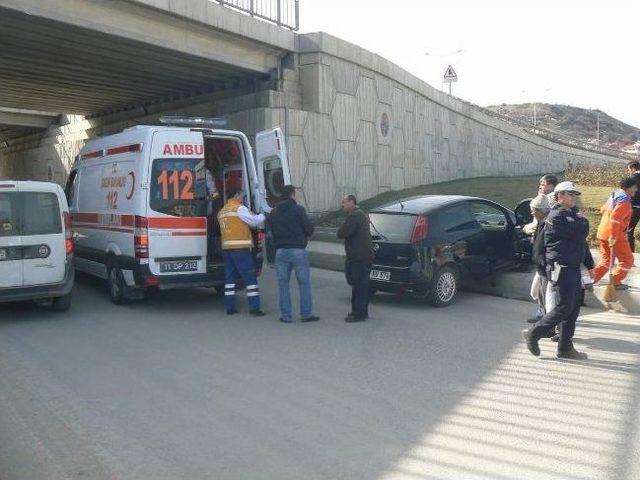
{"left": 596, "top": 111, "right": 600, "bottom": 147}
{"left": 533, "top": 102, "right": 537, "bottom": 128}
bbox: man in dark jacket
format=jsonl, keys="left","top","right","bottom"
{"left": 268, "top": 185, "right": 319, "bottom": 323}
{"left": 523, "top": 181, "right": 592, "bottom": 360}
{"left": 337, "top": 195, "right": 374, "bottom": 322}
{"left": 626, "top": 161, "right": 640, "bottom": 252}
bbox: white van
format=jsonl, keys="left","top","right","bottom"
{"left": 66, "top": 118, "right": 290, "bottom": 304}
{"left": 0, "top": 180, "right": 74, "bottom": 311}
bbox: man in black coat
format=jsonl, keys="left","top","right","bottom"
{"left": 523, "top": 181, "right": 592, "bottom": 360}
{"left": 626, "top": 160, "right": 640, "bottom": 252}
{"left": 337, "top": 195, "right": 374, "bottom": 322}
{"left": 267, "top": 185, "right": 319, "bottom": 323}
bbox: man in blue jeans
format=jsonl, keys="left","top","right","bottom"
{"left": 267, "top": 185, "right": 319, "bottom": 323}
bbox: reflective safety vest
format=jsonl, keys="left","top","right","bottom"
{"left": 597, "top": 191, "right": 632, "bottom": 241}
{"left": 218, "top": 199, "right": 253, "bottom": 250}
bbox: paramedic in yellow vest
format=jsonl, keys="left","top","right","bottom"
{"left": 217, "top": 187, "right": 266, "bottom": 316}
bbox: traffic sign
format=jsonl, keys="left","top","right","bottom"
{"left": 443, "top": 64, "right": 458, "bottom": 83}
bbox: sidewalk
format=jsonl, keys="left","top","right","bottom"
{"left": 307, "top": 240, "right": 640, "bottom": 314}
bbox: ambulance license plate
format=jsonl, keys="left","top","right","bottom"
{"left": 370, "top": 269, "right": 390, "bottom": 281}
{"left": 160, "top": 260, "right": 198, "bottom": 273}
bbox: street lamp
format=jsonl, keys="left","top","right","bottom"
{"left": 521, "top": 88, "right": 551, "bottom": 128}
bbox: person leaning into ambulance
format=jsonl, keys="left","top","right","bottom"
{"left": 218, "top": 187, "right": 266, "bottom": 316}
{"left": 522, "top": 181, "right": 591, "bottom": 360}
{"left": 592, "top": 176, "right": 638, "bottom": 290}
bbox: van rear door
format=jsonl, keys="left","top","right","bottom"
{"left": 255, "top": 127, "right": 291, "bottom": 212}
{"left": 0, "top": 183, "right": 23, "bottom": 288}
{"left": 19, "top": 184, "right": 66, "bottom": 286}
{"left": 147, "top": 132, "right": 208, "bottom": 276}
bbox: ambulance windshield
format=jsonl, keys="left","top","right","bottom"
{"left": 150, "top": 158, "right": 207, "bottom": 217}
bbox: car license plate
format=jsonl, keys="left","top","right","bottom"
{"left": 159, "top": 260, "right": 198, "bottom": 273}
{"left": 370, "top": 269, "right": 391, "bottom": 281}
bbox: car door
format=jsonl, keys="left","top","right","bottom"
{"left": 468, "top": 200, "right": 516, "bottom": 270}
{"left": 255, "top": 127, "right": 291, "bottom": 263}
{"left": 20, "top": 185, "right": 66, "bottom": 286}
{"left": 0, "top": 184, "right": 23, "bottom": 288}
{"left": 434, "top": 202, "right": 491, "bottom": 278}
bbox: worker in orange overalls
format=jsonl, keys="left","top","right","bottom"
{"left": 593, "top": 176, "right": 638, "bottom": 290}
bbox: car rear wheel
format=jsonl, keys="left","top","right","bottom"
{"left": 107, "top": 263, "right": 127, "bottom": 305}
{"left": 51, "top": 293, "right": 72, "bottom": 312}
{"left": 428, "top": 265, "right": 460, "bottom": 307}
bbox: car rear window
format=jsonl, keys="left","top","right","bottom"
{"left": 369, "top": 213, "right": 417, "bottom": 242}
{"left": 0, "top": 192, "right": 62, "bottom": 237}
{"left": 150, "top": 158, "right": 207, "bottom": 217}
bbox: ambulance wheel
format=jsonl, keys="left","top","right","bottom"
{"left": 107, "top": 263, "right": 127, "bottom": 305}
{"left": 51, "top": 293, "right": 72, "bottom": 312}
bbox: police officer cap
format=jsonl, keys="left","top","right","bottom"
{"left": 554, "top": 181, "right": 581, "bottom": 195}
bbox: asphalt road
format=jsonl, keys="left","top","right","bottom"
{"left": 1, "top": 267, "right": 639, "bottom": 480}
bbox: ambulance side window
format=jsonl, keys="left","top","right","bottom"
{"left": 262, "top": 155, "right": 285, "bottom": 208}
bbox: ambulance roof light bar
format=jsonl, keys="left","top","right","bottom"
{"left": 159, "top": 116, "right": 227, "bottom": 128}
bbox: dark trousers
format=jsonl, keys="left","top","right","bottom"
{"left": 223, "top": 249, "right": 260, "bottom": 311}
{"left": 345, "top": 260, "right": 372, "bottom": 318}
{"left": 627, "top": 207, "right": 640, "bottom": 252}
{"left": 530, "top": 267, "right": 581, "bottom": 353}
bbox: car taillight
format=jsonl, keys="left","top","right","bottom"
{"left": 411, "top": 215, "right": 429, "bottom": 243}
{"left": 134, "top": 216, "right": 149, "bottom": 258}
{"left": 64, "top": 212, "right": 74, "bottom": 255}
{"left": 257, "top": 231, "right": 265, "bottom": 244}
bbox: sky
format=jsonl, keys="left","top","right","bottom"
{"left": 299, "top": 0, "right": 640, "bottom": 128}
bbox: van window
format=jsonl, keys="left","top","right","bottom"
{"left": 261, "top": 156, "right": 286, "bottom": 208}
{"left": 0, "top": 192, "right": 62, "bottom": 236}
{"left": 150, "top": 158, "right": 207, "bottom": 217}
{"left": 0, "top": 193, "right": 19, "bottom": 237}
{"left": 23, "top": 193, "right": 62, "bottom": 235}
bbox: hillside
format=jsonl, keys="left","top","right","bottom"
{"left": 486, "top": 103, "right": 640, "bottom": 151}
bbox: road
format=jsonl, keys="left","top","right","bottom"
{"left": 1, "top": 267, "right": 639, "bottom": 480}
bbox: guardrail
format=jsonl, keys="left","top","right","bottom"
{"left": 212, "top": 0, "right": 299, "bottom": 30}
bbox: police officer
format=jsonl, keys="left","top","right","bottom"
{"left": 522, "top": 181, "right": 591, "bottom": 360}
{"left": 218, "top": 187, "right": 266, "bottom": 316}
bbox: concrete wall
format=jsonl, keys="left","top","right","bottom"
{"left": 0, "top": 31, "right": 626, "bottom": 213}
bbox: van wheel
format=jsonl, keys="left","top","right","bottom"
{"left": 428, "top": 265, "right": 460, "bottom": 307}
{"left": 51, "top": 293, "right": 72, "bottom": 312}
{"left": 107, "top": 264, "right": 127, "bottom": 305}
{"left": 214, "top": 285, "right": 225, "bottom": 297}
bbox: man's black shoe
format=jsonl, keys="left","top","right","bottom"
{"left": 280, "top": 318, "right": 293, "bottom": 323}
{"left": 301, "top": 315, "right": 320, "bottom": 322}
{"left": 550, "top": 334, "right": 560, "bottom": 343}
{"left": 557, "top": 348, "right": 588, "bottom": 360}
{"left": 345, "top": 315, "right": 366, "bottom": 322}
{"left": 250, "top": 310, "right": 266, "bottom": 317}
{"left": 522, "top": 329, "right": 540, "bottom": 356}
{"left": 226, "top": 309, "right": 239, "bottom": 315}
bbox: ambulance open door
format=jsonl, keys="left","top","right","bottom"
{"left": 255, "top": 127, "right": 291, "bottom": 214}
{"left": 255, "top": 127, "right": 291, "bottom": 264}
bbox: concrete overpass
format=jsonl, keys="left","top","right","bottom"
{"left": 0, "top": 0, "right": 295, "bottom": 115}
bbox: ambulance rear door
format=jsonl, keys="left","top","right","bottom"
{"left": 146, "top": 130, "right": 208, "bottom": 277}
{"left": 255, "top": 127, "right": 291, "bottom": 213}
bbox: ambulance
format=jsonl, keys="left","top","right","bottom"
{"left": 66, "top": 117, "right": 290, "bottom": 304}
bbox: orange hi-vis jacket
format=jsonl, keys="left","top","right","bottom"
{"left": 596, "top": 191, "right": 633, "bottom": 241}
{"left": 218, "top": 199, "right": 253, "bottom": 250}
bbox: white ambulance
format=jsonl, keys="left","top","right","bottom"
{"left": 66, "top": 117, "right": 290, "bottom": 304}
